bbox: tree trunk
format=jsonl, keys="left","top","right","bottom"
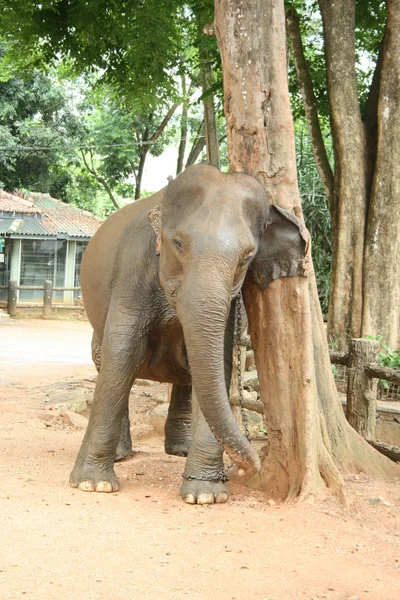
{"left": 185, "top": 120, "right": 206, "bottom": 168}
{"left": 362, "top": 0, "right": 400, "bottom": 350}
{"left": 214, "top": 0, "right": 399, "bottom": 502}
{"left": 196, "top": 10, "right": 220, "bottom": 169}
{"left": 286, "top": 8, "right": 334, "bottom": 212}
{"left": 202, "top": 62, "right": 220, "bottom": 169}
{"left": 318, "top": 0, "right": 367, "bottom": 350}
{"left": 135, "top": 149, "right": 148, "bottom": 200}
{"left": 176, "top": 74, "right": 189, "bottom": 175}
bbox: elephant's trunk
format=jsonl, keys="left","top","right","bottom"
{"left": 177, "top": 271, "right": 260, "bottom": 476}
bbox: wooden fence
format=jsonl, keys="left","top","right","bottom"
{"left": 1, "top": 280, "right": 82, "bottom": 318}
{"left": 330, "top": 338, "right": 400, "bottom": 461}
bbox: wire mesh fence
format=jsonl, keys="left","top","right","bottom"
{"left": 332, "top": 364, "right": 400, "bottom": 402}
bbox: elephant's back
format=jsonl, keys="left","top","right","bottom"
{"left": 81, "top": 190, "right": 163, "bottom": 339}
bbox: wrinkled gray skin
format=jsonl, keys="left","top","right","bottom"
{"left": 70, "top": 164, "right": 307, "bottom": 504}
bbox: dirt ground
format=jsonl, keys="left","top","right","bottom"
{"left": 1, "top": 317, "right": 400, "bottom": 600}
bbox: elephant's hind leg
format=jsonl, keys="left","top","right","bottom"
{"left": 91, "top": 331, "right": 133, "bottom": 462}
{"left": 164, "top": 385, "right": 192, "bottom": 457}
{"left": 115, "top": 409, "right": 133, "bottom": 461}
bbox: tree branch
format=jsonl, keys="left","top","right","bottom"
{"left": 148, "top": 103, "right": 179, "bottom": 145}
{"left": 286, "top": 8, "right": 334, "bottom": 212}
{"left": 80, "top": 149, "right": 120, "bottom": 210}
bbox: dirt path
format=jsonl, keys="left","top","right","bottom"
{"left": 0, "top": 318, "right": 399, "bottom": 600}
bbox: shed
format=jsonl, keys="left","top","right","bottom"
{"left": 0, "top": 190, "right": 102, "bottom": 305}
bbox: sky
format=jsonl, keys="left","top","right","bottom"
{"left": 141, "top": 146, "right": 178, "bottom": 193}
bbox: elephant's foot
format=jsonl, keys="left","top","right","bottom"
{"left": 69, "top": 463, "right": 119, "bottom": 493}
{"left": 164, "top": 438, "right": 191, "bottom": 457}
{"left": 180, "top": 479, "right": 230, "bottom": 505}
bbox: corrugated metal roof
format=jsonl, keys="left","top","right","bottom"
{"left": 0, "top": 190, "right": 41, "bottom": 214}
{"left": 0, "top": 218, "right": 56, "bottom": 237}
{"left": 0, "top": 191, "right": 103, "bottom": 239}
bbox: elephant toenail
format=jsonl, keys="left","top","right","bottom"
{"left": 197, "top": 493, "right": 215, "bottom": 505}
{"left": 215, "top": 492, "right": 228, "bottom": 504}
{"left": 78, "top": 480, "right": 95, "bottom": 492}
{"left": 184, "top": 494, "right": 196, "bottom": 504}
{"left": 95, "top": 481, "right": 114, "bottom": 493}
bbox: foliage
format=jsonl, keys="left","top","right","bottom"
{"left": 295, "top": 120, "right": 332, "bottom": 313}
{"left": 286, "top": 0, "right": 385, "bottom": 121}
{"left": 0, "top": 0, "right": 189, "bottom": 109}
{"left": 366, "top": 335, "right": 400, "bottom": 370}
{"left": 0, "top": 58, "right": 81, "bottom": 199}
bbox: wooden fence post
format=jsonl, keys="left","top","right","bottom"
{"left": 43, "top": 280, "right": 53, "bottom": 318}
{"left": 346, "top": 338, "right": 380, "bottom": 438}
{"left": 8, "top": 280, "right": 17, "bottom": 317}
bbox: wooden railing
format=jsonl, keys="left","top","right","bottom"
{"left": 1, "top": 280, "right": 82, "bottom": 318}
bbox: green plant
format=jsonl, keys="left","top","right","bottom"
{"left": 365, "top": 335, "right": 400, "bottom": 389}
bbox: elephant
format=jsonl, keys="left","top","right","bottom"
{"left": 70, "top": 163, "right": 309, "bottom": 505}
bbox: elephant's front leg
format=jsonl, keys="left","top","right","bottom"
{"left": 70, "top": 324, "right": 146, "bottom": 493}
{"left": 180, "top": 392, "right": 229, "bottom": 505}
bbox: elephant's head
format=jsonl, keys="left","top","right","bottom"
{"left": 152, "top": 164, "right": 310, "bottom": 475}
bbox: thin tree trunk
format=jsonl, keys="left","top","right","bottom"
{"left": 214, "top": 0, "right": 399, "bottom": 501}
{"left": 135, "top": 149, "right": 148, "bottom": 200}
{"left": 176, "top": 74, "right": 189, "bottom": 175}
{"left": 363, "top": 40, "right": 384, "bottom": 201}
{"left": 319, "top": 0, "right": 367, "bottom": 350}
{"left": 286, "top": 8, "right": 334, "bottom": 212}
{"left": 362, "top": 0, "right": 400, "bottom": 350}
{"left": 185, "top": 120, "right": 206, "bottom": 167}
{"left": 196, "top": 10, "right": 220, "bottom": 169}
{"left": 202, "top": 62, "right": 220, "bottom": 168}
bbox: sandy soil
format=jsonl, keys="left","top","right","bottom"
{"left": 0, "top": 317, "right": 400, "bottom": 600}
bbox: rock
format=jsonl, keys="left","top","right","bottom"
{"left": 243, "top": 371, "right": 260, "bottom": 393}
{"left": 243, "top": 407, "right": 262, "bottom": 423}
{"left": 153, "top": 392, "right": 169, "bottom": 404}
{"left": 62, "top": 411, "right": 88, "bottom": 429}
{"left": 150, "top": 404, "right": 169, "bottom": 435}
{"left": 37, "top": 410, "right": 61, "bottom": 422}
{"left": 47, "top": 388, "right": 88, "bottom": 414}
{"left": 135, "top": 379, "right": 157, "bottom": 386}
{"left": 367, "top": 496, "right": 394, "bottom": 507}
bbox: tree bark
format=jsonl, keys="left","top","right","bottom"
{"left": 362, "top": 0, "right": 400, "bottom": 350}
{"left": 214, "top": 0, "right": 399, "bottom": 502}
{"left": 286, "top": 8, "right": 334, "bottom": 212}
{"left": 319, "top": 0, "right": 367, "bottom": 350}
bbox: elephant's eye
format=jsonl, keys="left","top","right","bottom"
{"left": 239, "top": 252, "right": 254, "bottom": 267}
{"left": 174, "top": 238, "right": 183, "bottom": 252}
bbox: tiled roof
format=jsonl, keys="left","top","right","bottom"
{"left": 0, "top": 191, "right": 103, "bottom": 239}
{"left": 0, "top": 190, "right": 42, "bottom": 215}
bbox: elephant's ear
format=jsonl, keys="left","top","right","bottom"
{"left": 250, "top": 205, "right": 312, "bottom": 290}
{"left": 148, "top": 204, "right": 162, "bottom": 255}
